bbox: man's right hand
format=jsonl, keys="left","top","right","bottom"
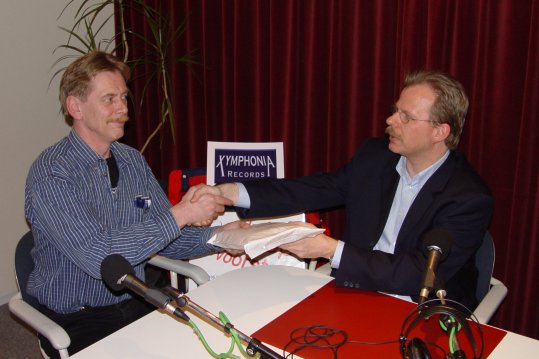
{"left": 169, "top": 185, "right": 233, "bottom": 228}
{"left": 190, "top": 183, "right": 239, "bottom": 206}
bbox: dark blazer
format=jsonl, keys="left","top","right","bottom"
{"left": 239, "top": 138, "right": 493, "bottom": 309}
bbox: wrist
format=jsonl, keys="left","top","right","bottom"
{"left": 218, "top": 183, "right": 239, "bottom": 205}
{"left": 326, "top": 239, "right": 338, "bottom": 264}
{"left": 171, "top": 204, "right": 189, "bottom": 228}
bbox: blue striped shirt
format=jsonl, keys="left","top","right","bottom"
{"left": 25, "top": 130, "right": 216, "bottom": 313}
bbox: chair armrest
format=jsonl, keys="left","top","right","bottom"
{"left": 148, "top": 255, "right": 210, "bottom": 286}
{"left": 472, "top": 277, "right": 508, "bottom": 324}
{"left": 8, "top": 292, "right": 71, "bottom": 351}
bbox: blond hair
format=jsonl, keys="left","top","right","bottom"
{"left": 404, "top": 70, "right": 469, "bottom": 149}
{"left": 59, "top": 51, "right": 130, "bottom": 126}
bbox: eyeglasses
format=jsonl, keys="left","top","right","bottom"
{"left": 392, "top": 105, "right": 432, "bottom": 124}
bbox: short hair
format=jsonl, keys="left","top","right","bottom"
{"left": 404, "top": 70, "right": 469, "bottom": 149}
{"left": 59, "top": 51, "right": 130, "bottom": 126}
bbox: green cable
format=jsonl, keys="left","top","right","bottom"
{"left": 439, "top": 315, "right": 461, "bottom": 354}
{"left": 219, "top": 312, "right": 260, "bottom": 358}
{"left": 186, "top": 312, "right": 262, "bottom": 359}
{"left": 449, "top": 325, "right": 456, "bottom": 353}
{"left": 188, "top": 319, "right": 240, "bottom": 359}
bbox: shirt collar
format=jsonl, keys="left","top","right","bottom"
{"left": 67, "top": 130, "right": 130, "bottom": 167}
{"left": 396, "top": 150, "right": 450, "bottom": 187}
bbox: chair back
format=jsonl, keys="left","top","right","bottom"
{"left": 14, "top": 231, "right": 40, "bottom": 308}
{"left": 168, "top": 167, "right": 207, "bottom": 205}
{"left": 475, "top": 231, "right": 495, "bottom": 302}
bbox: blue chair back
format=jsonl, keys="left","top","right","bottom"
{"left": 475, "top": 232, "right": 495, "bottom": 303}
{"left": 15, "top": 231, "right": 41, "bottom": 308}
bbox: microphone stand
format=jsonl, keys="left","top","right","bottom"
{"left": 162, "top": 286, "right": 284, "bottom": 359}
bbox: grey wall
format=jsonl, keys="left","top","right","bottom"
{"left": 0, "top": 1, "right": 113, "bottom": 303}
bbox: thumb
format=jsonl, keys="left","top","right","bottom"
{"left": 189, "top": 185, "right": 203, "bottom": 203}
{"left": 239, "top": 221, "right": 252, "bottom": 229}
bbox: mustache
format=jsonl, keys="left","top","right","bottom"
{"left": 107, "top": 116, "right": 129, "bottom": 123}
{"left": 385, "top": 126, "right": 401, "bottom": 140}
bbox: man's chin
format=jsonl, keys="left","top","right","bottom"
{"left": 387, "top": 141, "right": 401, "bottom": 154}
{"left": 111, "top": 130, "right": 125, "bottom": 141}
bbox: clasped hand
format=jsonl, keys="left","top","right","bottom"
{"left": 170, "top": 184, "right": 232, "bottom": 227}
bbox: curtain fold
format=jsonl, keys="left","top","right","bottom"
{"left": 120, "top": 0, "right": 539, "bottom": 339}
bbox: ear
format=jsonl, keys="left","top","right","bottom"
{"left": 66, "top": 95, "right": 83, "bottom": 121}
{"left": 433, "top": 123, "right": 450, "bottom": 144}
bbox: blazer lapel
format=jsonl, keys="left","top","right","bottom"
{"left": 376, "top": 159, "right": 400, "bottom": 242}
{"left": 396, "top": 152, "right": 456, "bottom": 249}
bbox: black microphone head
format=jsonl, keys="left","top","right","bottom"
{"left": 101, "top": 254, "right": 135, "bottom": 291}
{"left": 421, "top": 228, "right": 452, "bottom": 261}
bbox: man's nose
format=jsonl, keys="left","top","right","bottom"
{"left": 116, "top": 99, "right": 128, "bottom": 114}
{"left": 386, "top": 111, "right": 398, "bottom": 126}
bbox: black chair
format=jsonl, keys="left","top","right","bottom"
{"left": 9, "top": 231, "right": 71, "bottom": 358}
{"left": 9, "top": 231, "right": 210, "bottom": 358}
{"left": 472, "top": 232, "right": 507, "bottom": 323}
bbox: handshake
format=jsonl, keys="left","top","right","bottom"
{"left": 168, "top": 183, "right": 335, "bottom": 261}
{"left": 168, "top": 183, "right": 239, "bottom": 228}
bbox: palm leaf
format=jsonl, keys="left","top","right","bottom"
{"left": 55, "top": 0, "right": 197, "bottom": 153}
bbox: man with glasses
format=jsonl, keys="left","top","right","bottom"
{"left": 194, "top": 70, "right": 492, "bottom": 309}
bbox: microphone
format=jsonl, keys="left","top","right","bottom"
{"left": 418, "top": 228, "right": 452, "bottom": 305}
{"left": 101, "top": 256, "right": 282, "bottom": 358}
{"left": 100, "top": 254, "right": 190, "bottom": 321}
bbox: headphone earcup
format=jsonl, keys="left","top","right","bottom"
{"left": 407, "top": 338, "right": 431, "bottom": 359}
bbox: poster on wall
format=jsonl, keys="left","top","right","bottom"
{"left": 188, "top": 141, "right": 306, "bottom": 289}
{"left": 206, "top": 141, "right": 284, "bottom": 184}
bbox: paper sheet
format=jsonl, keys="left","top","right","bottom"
{"left": 208, "top": 222, "right": 325, "bottom": 259}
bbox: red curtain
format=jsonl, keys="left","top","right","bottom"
{"left": 120, "top": 0, "right": 539, "bottom": 339}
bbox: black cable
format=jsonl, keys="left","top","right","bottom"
{"left": 282, "top": 299, "right": 484, "bottom": 358}
{"left": 284, "top": 324, "right": 345, "bottom": 359}
{"left": 283, "top": 324, "right": 400, "bottom": 359}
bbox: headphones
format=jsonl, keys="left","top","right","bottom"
{"left": 399, "top": 300, "right": 484, "bottom": 359}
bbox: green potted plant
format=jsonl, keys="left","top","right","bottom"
{"left": 53, "top": 0, "right": 195, "bottom": 152}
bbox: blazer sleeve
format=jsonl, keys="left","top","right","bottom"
{"left": 238, "top": 138, "right": 390, "bottom": 219}
{"left": 239, "top": 166, "right": 349, "bottom": 218}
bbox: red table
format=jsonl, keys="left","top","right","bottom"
{"left": 254, "top": 281, "right": 506, "bottom": 358}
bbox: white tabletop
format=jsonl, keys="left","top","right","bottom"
{"left": 71, "top": 265, "right": 539, "bottom": 358}
{"left": 71, "top": 265, "right": 331, "bottom": 358}
{"left": 487, "top": 329, "right": 539, "bottom": 358}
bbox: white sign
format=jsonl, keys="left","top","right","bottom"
{"left": 206, "top": 141, "right": 284, "bottom": 185}
{"left": 187, "top": 142, "right": 307, "bottom": 290}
